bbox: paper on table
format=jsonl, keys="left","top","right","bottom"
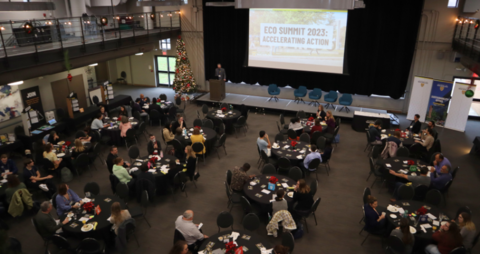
{"left": 421, "top": 224, "right": 432, "bottom": 229}
{"left": 426, "top": 213, "right": 437, "bottom": 220}
{"left": 148, "top": 169, "right": 156, "bottom": 173}
{"left": 403, "top": 161, "right": 408, "bottom": 164}
{"left": 420, "top": 225, "right": 427, "bottom": 233}
{"left": 231, "top": 231, "right": 240, "bottom": 241}
{"left": 433, "top": 220, "right": 439, "bottom": 226}
{"left": 107, "top": 216, "right": 112, "bottom": 222}
{"left": 385, "top": 164, "right": 392, "bottom": 167}
{"left": 250, "top": 181, "right": 257, "bottom": 186}
{"left": 281, "top": 183, "right": 289, "bottom": 188}
{"left": 82, "top": 198, "right": 91, "bottom": 203}
{"left": 129, "top": 167, "right": 139, "bottom": 173}
{"left": 261, "top": 189, "right": 271, "bottom": 194}
{"left": 397, "top": 208, "right": 405, "bottom": 214}
{"left": 79, "top": 217, "right": 89, "bottom": 222}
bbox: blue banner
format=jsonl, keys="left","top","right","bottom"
{"left": 425, "top": 80, "right": 453, "bottom": 127}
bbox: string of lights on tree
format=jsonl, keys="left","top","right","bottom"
{"left": 173, "top": 35, "right": 197, "bottom": 95}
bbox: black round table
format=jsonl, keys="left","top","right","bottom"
{"left": 186, "top": 127, "right": 217, "bottom": 154}
{"left": 62, "top": 194, "right": 125, "bottom": 239}
{"left": 130, "top": 154, "right": 178, "bottom": 195}
{"left": 386, "top": 200, "right": 450, "bottom": 241}
{"left": 243, "top": 174, "right": 296, "bottom": 206}
{"left": 206, "top": 109, "right": 241, "bottom": 133}
{"left": 299, "top": 118, "right": 328, "bottom": 134}
{"left": 142, "top": 101, "right": 174, "bottom": 113}
{"left": 199, "top": 230, "right": 272, "bottom": 254}
{"left": 271, "top": 140, "right": 311, "bottom": 162}
{"left": 382, "top": 129, "right": 416, "bottom": 147}
{"left": 101, "top": 117, "right": 139, "bottom": 146}
{"left": 381, "top": 157, "right": 429, "bottom": 176}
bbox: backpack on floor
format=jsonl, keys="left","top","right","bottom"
{"left": 61, "top": 167, "right": 73, "bottom": 183}
{"left": 333, "top": 134, "right": 340, "bottom": 144}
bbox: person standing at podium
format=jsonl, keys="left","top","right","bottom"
{"left": 215, "top": 63, "right": 226, "bottom": 81}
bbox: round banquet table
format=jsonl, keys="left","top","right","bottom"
{"left": 130, "top": 154, "right": 178, "bottom": 195}
{"left": 185, "top": 127, "right": 217, "bottom": 155}
{"left": 101, "top": 117, "right": 139, "bottom": 146}
{"left": 299, "top": 119, "right": 328, "bottom": 134}
{"left": 382, "top": 129, "right": 416, "bottom": 147}
{"left": 142, "top": 101, "right": 174, "bottom": 113}
{"left": 199, "top": 230, "right": 272, "bottom": 254}
{"left": 206, "top": 109, "right": 241, "bottom": 133}
{"left": 62, "top": 194, "right": 125, "bottom": 240}
{"left": 386, "top": 200, "right": 451, "bottom": 244}
{"left": 271, "top": 140, "right": 311, "bottom": 164}
{"left": 381, "top": 157, "right": 429, "bottom": 175}
{"left": 243, "top": 174, "right": 296, "bottom": 206}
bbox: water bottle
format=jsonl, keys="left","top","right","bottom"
{"left": 230, "top": 104, "right": 233, "bottom": 110}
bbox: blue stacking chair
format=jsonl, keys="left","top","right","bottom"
{"left": 294, "top": 86, "right": 307, "bottom": 104}
{"left": 308, "top": 88, "right": 322, "bottom": 106}
{"left": 268, "top": 84, "right": 281, "bottom": 102}
{"left": 339, "top": 93, "right": 353, "bottom": 113}
{"left": 324, "top": 90, "right": 338, "bottom": 109}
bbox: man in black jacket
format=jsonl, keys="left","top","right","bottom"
{"left": 368, "top": 120, "right": 382, "bottom": 145}
{"left": 147, "top": 134, "right": 162, "bottom": 155}
{"left": 406, "top": 114, "right": 422, "bottom": 134}
{"left": 107, "top": 146, "right": 130, "bottom": 173}
{"left": 136, "top": 165, "right": 155, "bottom": 185}
{"left": 34, "top": 201, "right": 70, "bottom": 239}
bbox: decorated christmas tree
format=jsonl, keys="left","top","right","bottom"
{"left": 173, "top": 36, "right": 197, "bottom": 95}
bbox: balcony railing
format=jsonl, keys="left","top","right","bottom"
{"left": 0, "top": 11, "right": 181, "bottom": 59}
{"left": 452, "top": 17, "right": 480, "bottom": 63}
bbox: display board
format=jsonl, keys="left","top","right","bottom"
{"left": 0, "top": 84, "right": 23, "bottom": 123}
{"left": 89, "top": 87, "right": 103, "bottom": 104}
{"left": 407, "top": 76, "right": 434, "bottom": 122}
{"left": 445, "top": 82, "right": 476, "bottom": 132}
{"left": 424, "top": 80, "right": 453, "bottom": 127}
{"left": 20, "top": 86, "right": 45, "bottom": 130}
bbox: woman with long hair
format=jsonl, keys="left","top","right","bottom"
{"left": 43, "top": 143, "right": 62, "bottom": 170}
{"left": 163, "top": 121, "right": 175, "bottom": 144}
{"left": 456, "top": 212, "right": 476, "bottom": 249}
{"left": 168, "top": 240, "right": 190, "bottom": 254}
{"left": 119, "top": 117, "right": 132, "bottom": 138}
{"left": 48, "top": 130, "right": 60, "bottom": 145}
{"left": 391, "top": 217, "right": 414, "bottom": 253}
{"left": 316, "top": 104, "right": 326, "bottom": 120}
{"left": 184, "top": 146, "right": 199, "bottom": 181}
{"left": 99, "top": 106, "right": 108, "bottom": 118}
{"left": 325, "top": 111, "right": 336, "bottom": 134}
{"left": 425, "top": 221, "right": 463, "bottom": 254}
{"left": 363, "top": 195, "right": 387, "bottom": 234}
{"left": 71, "top": 139, "right": 86, "bottom": 160}
{"left": 118, "top": 105, "right": 128, "bottom": 117}
{"left": 292, "top": 179, "right": 314, "bottom": 212}
{"left": 110, "top": 202, "right": 131, "bottom": 235}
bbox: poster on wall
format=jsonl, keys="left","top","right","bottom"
{"left": 0, "top": 84, "right": 23, "bottom": 122}
{"left": 424, "top": 80, "right": 453, "bottom": 127}
{"left": 20, "top": 86, "right": 45, "bottom": 130}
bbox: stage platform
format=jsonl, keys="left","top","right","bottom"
{"left": 196, "top": 92, "right": 391, "bottom": 119}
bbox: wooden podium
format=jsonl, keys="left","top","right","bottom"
{"left": 209, "top": 79, "right": 225, "bottom": 101}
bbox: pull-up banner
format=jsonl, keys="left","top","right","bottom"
{"left": 425, "top": 80, "right": 453, "bottom": 127}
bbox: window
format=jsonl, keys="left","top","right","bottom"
{"left": 448, "top": 0, "right": 459, "bottom": 8}
{"left": 160, "top": 39, "right": 171, "bottom": 51}
{"left": 156, "top": 56, "right": 176, "bottom": 86}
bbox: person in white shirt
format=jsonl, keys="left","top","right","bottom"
{"left": 257, "top": 131, "right": 271, "bottom": 157}
{"left": 175, "top": 210, "right": 208, "bottom": 250}
{"left": 91, "top": 113, "right": 108, "bottom": 130}
{"left": 288, "top": 117, "right": 303, "bottom": 130}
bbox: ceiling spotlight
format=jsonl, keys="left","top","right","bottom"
{"left": 141, "top": 15, "right": 144, "bottom": 18}
{"left": 135, "top": 52, "right": 143, "bottom": 56}
{"left": 8, "top": 81, "right": 23, "bottom": 86}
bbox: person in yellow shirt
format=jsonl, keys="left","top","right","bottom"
{"left": 190, "top": 127, "right": 205, "bottom": 154}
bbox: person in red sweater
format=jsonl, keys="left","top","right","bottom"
{"left": 310, "top": 118, "right": 323, "bottom": 135}
{"left": 425, "top": 221, "right": 463, "bottom": 254}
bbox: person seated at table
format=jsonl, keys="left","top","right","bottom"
{"left": 430, "top": 164, "right": 453, "bottom": 191}
{"left": 288, "top": 117, "right": 303, "bottom": 130}
{"left": 272, "top": 189, "right": 288, "bottom": 217}
{"left": 389, "top": 166, "right": 431, "bottom": 202}
{"left": 172, "top": 114, "right": 187, "bottom": 131}
{"left": 110, "top": 201, "right": 131, "bottom": 235}
{"left": 453, "top": 212, "right": 476, "bottom": 250}
{"left": 99, "top": 106, "right": 108, "bottom": 118}
{"left": 78, "top": 126, "right": 92, "bottom": 142}
{"left": 387, "top": 130, "right": 402, "bottom": 147}
{"left": 47, "top": 131, "right": 61, "bottom": 145}
{"left": 34, "top": 201, "right": 70, "bottom": 239}
{"left": 169, "top": 240, "right": 190, "bottom": 254}
{"left": 425, "top": 221, "right": 463, "bottom": 254}
{"left": 316, "top": 105, "right": 326, "bottom": 120}
{"left": 119, "top": 117, "right": 132, "bottom": 138}
{"left": 71, "top": 139, "right": 87, "bottom": 160}
{"left": 325, "top": 111, "right": 336, "bottom": 134}
{"left": 175, "top": 127, "right": 189, "bottom": 147}
{"left": 23, "top": 159, "right": 56, "bottom": 198}
{"left": 0, "top": 154, "right": 18, "bottom": 176}
{"left": 433, "top": 153, "right": 451, "bottom": 174}
{"left": 273, "top": 245, "right": 290, "bottom": 254}
{"left": 423, "top": 120, "right": 437, "bottom": 138}
{"left": 148, "top": 134, "right": 162, "bottom": 155}
{"left": 164, "top": 121, "right": 176, "bottom": 145}
{"left": 257, "top": 131, "right": 271, "bottom": 157}
{"left": 184, "top": 146, "right": 200, "bottom": 181}
{"left": 368, "top": 120, "right": 383, "bottom": 145}
{"left": 175, "top": 210, "right": 209, "bottom": 251}
{"left": 137, "top": 164, "right": 155, "bottom": 186}
{"left": 416, "top": 127, "right": 434, "bottom": 151}
{"left": 406, "top": 114, "right": 422, "bottom": 134}
{"left": 42, "top": 133, "right": 50, "bottom": 144}
{"left": 55, "top": 183, "right": 83, "bottom": 216}
{"left": 113, "top": 157, "right": 135, "bottom": 189}
{"left": 118, "top": 105, "right": 128, "bottom": 118}
{"left": 391, "top": 218, "right": 415, "bottom": 254}
{"left": 149, "top": 97, "right": 162, "bottom": 113}
{"left": 167, "top": 159, "right": 182, "bottom": 182}
{"left": 5, "top": 175, "right": 27, "bottom": 204}
{"left": 139, "top": 94, "right": 147, "bottom": 107}
{"left": 133, "top": 99, "right": 149, "bottom": 121}
{"left": 321, "top": 140, "right": 333, "bottom": 161}
{"left": 106, "top": 146, "right": 130, "bottom": 173}
{"left": 190, "top": 128, "right": 206, "bottom": 154}
{"left": 91, "top": 113, "right": 108, "bottom": 130}
{"left": 310, "top": 118, "right": 323, "bottom": 135}
{"left": 364, "top": 195, "right": 387, "bottom": 234}
{"left": 230, "top": 163, "right": 254, "bottom": 192}
{"left": 43, "top": 143, "right": 64, "bottom": 171}
{"left": 302, "top": 145, "right": 322, "bottom": 171}
{"left": 292, "top": 179, "right": 314, "bottom": 215}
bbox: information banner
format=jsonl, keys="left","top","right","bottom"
{"left": 21, "top": 86, "right": 45, "bottom": 130}
{"left": 407, "top": 76, "right": 434, "bottom": 121}
{"left": 425, "top": 80, "right": 453, "bottom": 127}
{"left": 445, "top": 82, "right": 476, "bottom": 132}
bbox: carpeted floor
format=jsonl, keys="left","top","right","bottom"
{"left": 5, "top": 84, "right": 480, "bottom": 254}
